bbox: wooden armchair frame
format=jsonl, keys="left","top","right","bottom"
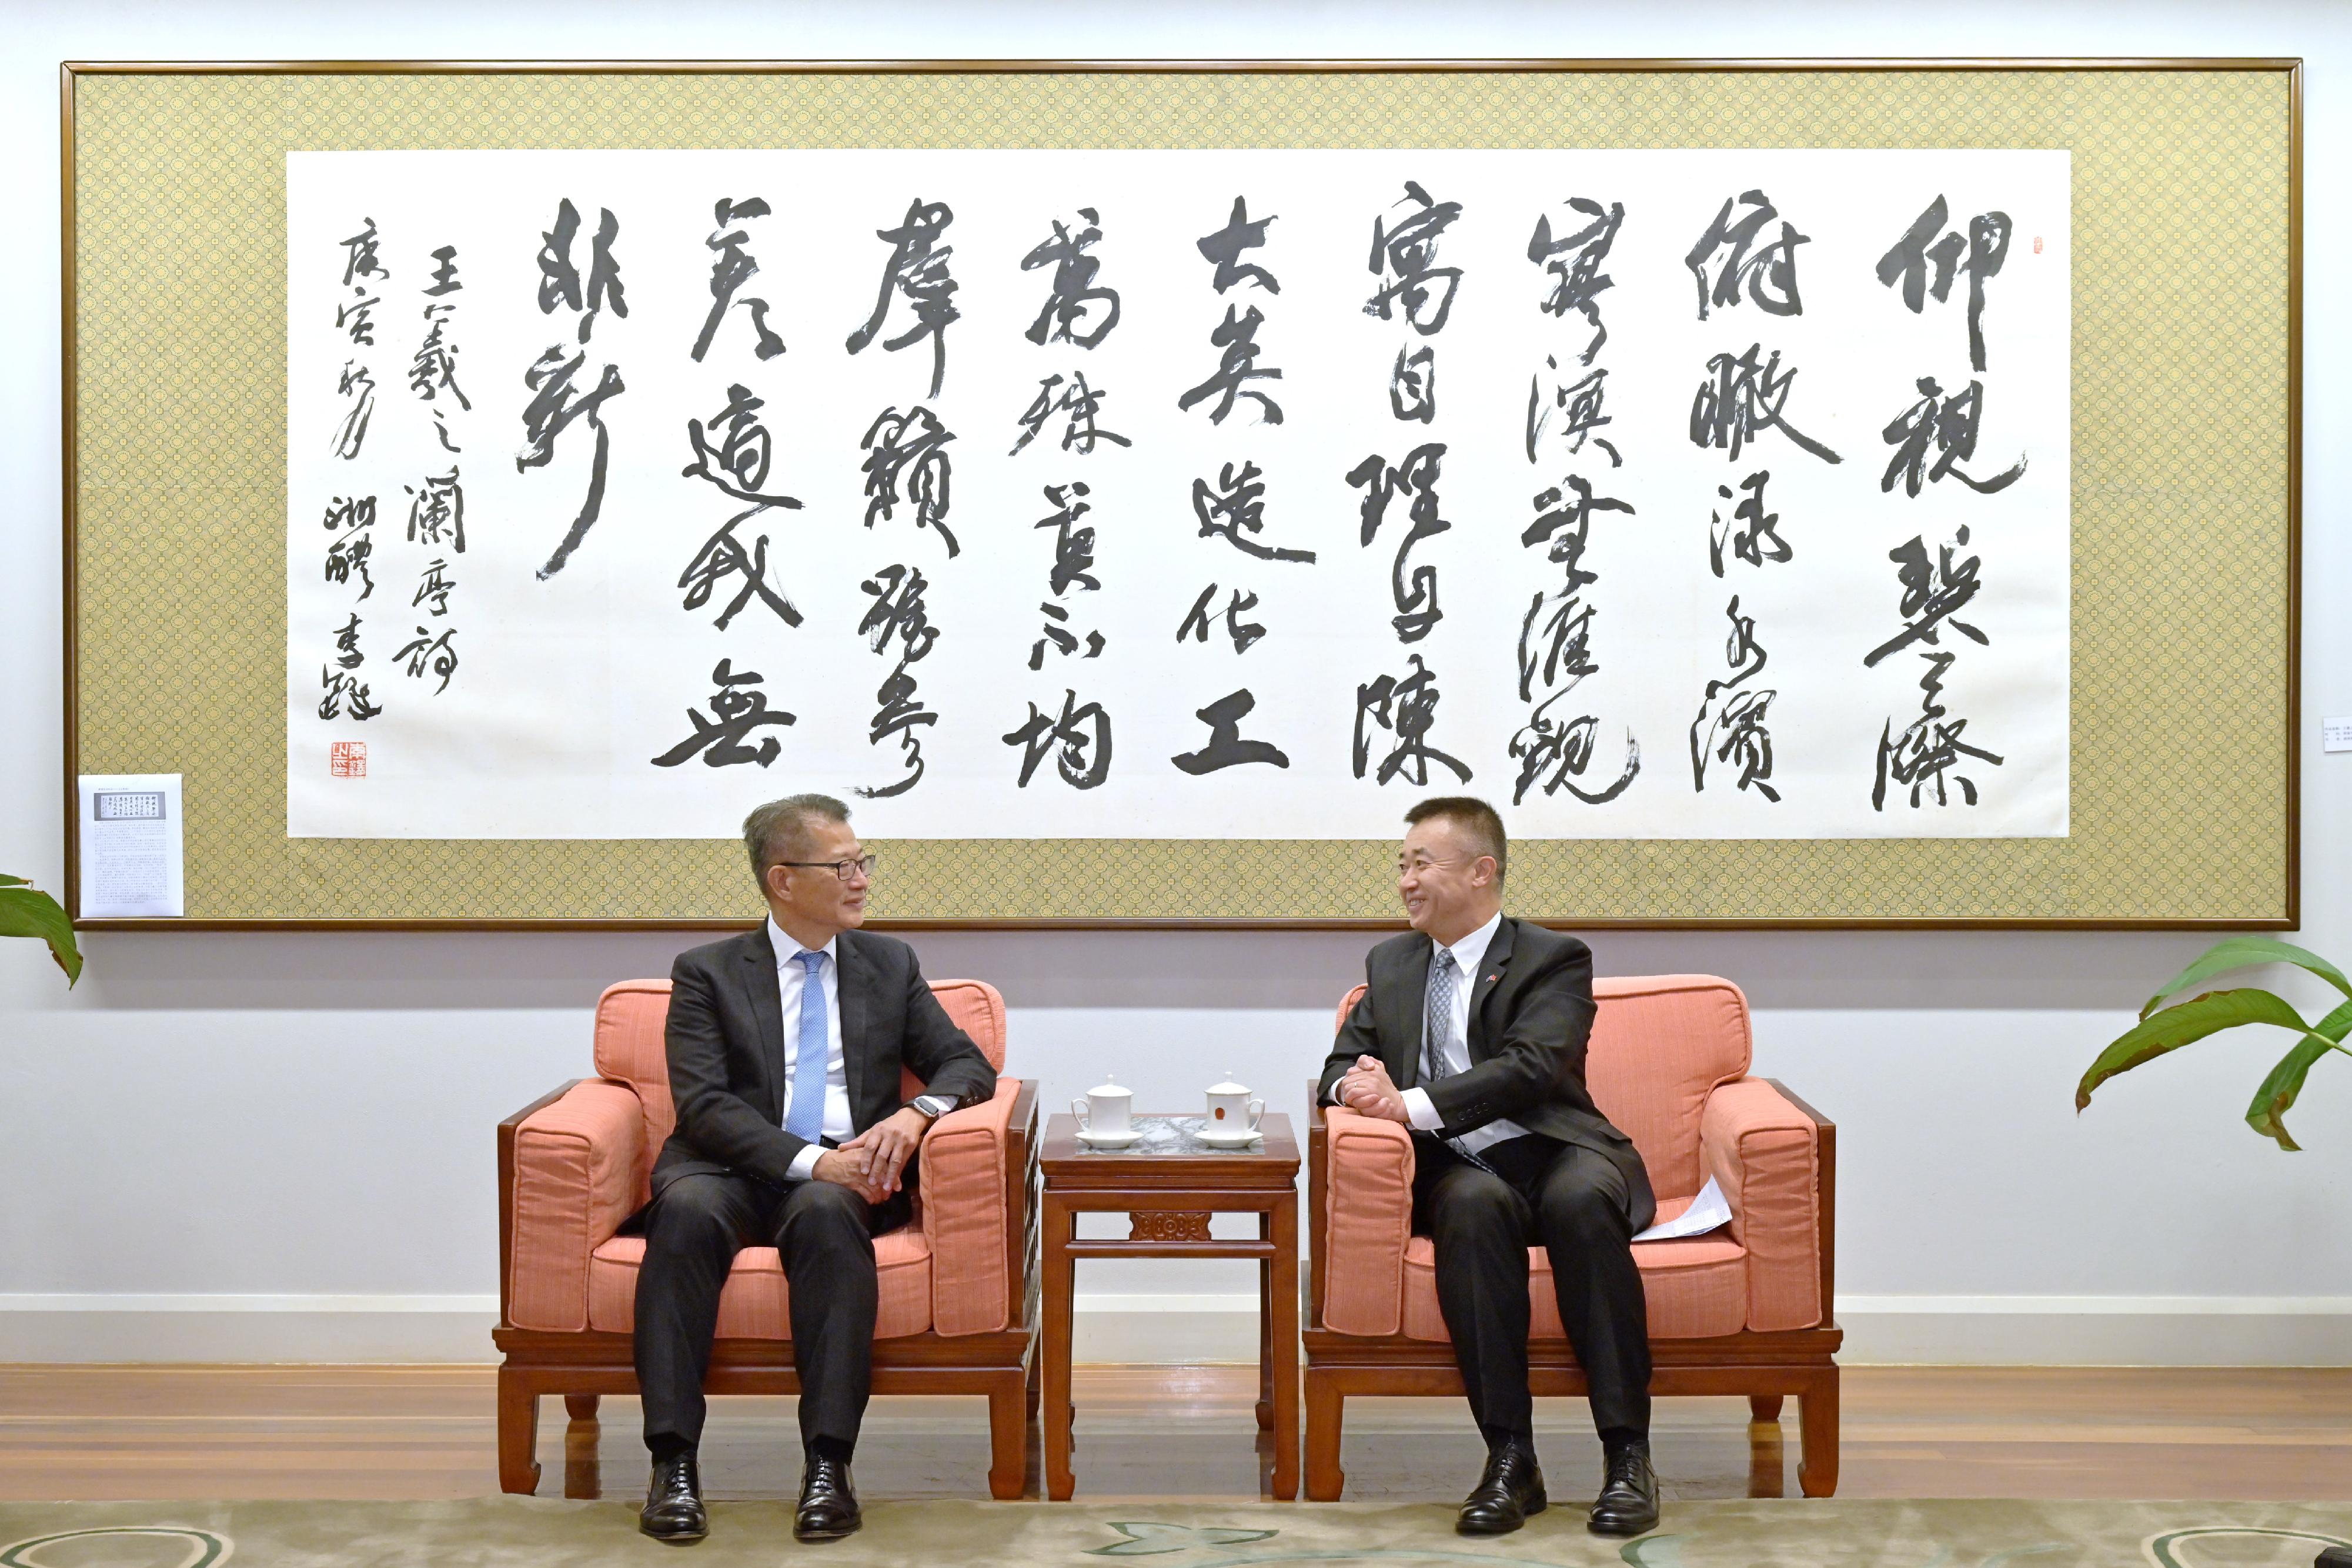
{"left": 1302, "top": 1078, "right": 1842, "bottom": 1500}
{"left": 493, "top": 1078, "right": 1042, "bottom": 1499}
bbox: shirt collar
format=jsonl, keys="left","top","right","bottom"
{"left": 767, "top": 915, "right": 837, "bottom": 969}
{"left": 1443, "top": 911, "right": 1504, "bottom": 977}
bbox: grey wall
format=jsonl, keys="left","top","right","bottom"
{"left": 4, "top": 0, "right": 2348, "bottom": 1365}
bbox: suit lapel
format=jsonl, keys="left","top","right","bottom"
{"left": 743, "top": 922, "right": 787, "bottom": 1112}
{"left": 835, "top": 929, "right": 870, "bottom": 1122}
{"left": 1387, "top": 932, "right": 1434, "bottom": 1088}
{"left": 1465, "top": 915, "right": 1516, "bottom": 1062}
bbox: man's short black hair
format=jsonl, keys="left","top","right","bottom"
{"left": 1404, "top": 795, "right": 1506, "bottom": 883}
{"left": 743, "top": 793, "right": 851, "bottom": 883}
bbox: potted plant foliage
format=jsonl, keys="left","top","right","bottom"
{"left": 2078, "top": 936, "right": 2352, "bottom": 1149}
{"left": 1, "top": 874, "right": 81, "bottom": 986}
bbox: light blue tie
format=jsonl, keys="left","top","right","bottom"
{"left": 786, "top": 949, "right": 829, "bottom": 1144}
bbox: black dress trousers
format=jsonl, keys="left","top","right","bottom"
{"left": 633, "top": 1166, "right": 914, "bottom": 1453}
{"left": 1410, "top": 1130, "right": 1652, "bottom": 1439}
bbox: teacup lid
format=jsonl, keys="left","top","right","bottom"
{"left": 1207, "top": 1072, "right": 1250, "bottom": 1095}
{"left": 1088, "top": 1076, "right": 1131, "bottom": 1099}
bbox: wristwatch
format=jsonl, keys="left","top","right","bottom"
{"left": 908, "top": 1094, "right": 954, "bottom": 1121}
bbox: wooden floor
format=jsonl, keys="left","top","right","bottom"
{"left": 5, "top": 1365, "right": 2352, "bottom": 1504}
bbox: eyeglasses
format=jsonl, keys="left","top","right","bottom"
{"left": 776, "top": 854, "right": 877, "bottom": 882}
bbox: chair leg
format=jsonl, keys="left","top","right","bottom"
{"left": 1797, "top": 1369, "right": 1840, "bottom": 1498}
{"left": 1026, "top": 1348, "right": 1041, "bottom": 1419}
{"left": 987, "top": 1375, "right": 1028, "bottom": 1500}
{"left": 1304, "top": 1370, "right": 1345, "bottom": 1502}
{"left": 564, "top": 1393, "right": 600, "bottom": 1422}
{"left": 497, "top": 1366, "right": 542, "bottom": 1495}
{"left": 1748, "top": 1393, "right": 1783, "bottom": 1422}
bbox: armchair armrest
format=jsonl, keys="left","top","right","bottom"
{"left": 1319, "top": 1105, "right": 1416, "bottom": 1337}
{"left": 923, "top": 1078, "right": 1031, "bottom": 1336}
{"left": 1699, "top": 1076, "right": 1826, "bottom": 1332}
{"left": 506, "top": 1079, "right": 647, "bottom": 1332}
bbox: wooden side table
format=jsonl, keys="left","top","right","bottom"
{"left": 1038, "top": 1112, "right": 1301, "bottom": 1500}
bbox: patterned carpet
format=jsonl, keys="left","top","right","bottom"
{"left": 4, "top": 1499, "right": 2351, "bottom": 1567}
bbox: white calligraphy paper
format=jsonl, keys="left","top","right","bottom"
{"left": 287, "top": 149, "right": 2069, "bottom": 841}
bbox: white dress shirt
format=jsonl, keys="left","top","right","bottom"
{"left": 1399, "top": 912, "right": 1532, "bottom": 1156}
{"left": 771, "top": 916, "right": 851, "bottom": 1182}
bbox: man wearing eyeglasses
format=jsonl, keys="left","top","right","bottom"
{"left": 1318, "top": 796, "right": 1659, "bottom": 1539}
{"left": 633, "top": 793, "right": 997, "bottom": 1545}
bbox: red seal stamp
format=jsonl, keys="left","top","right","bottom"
{"left": 330, "top": 740, "right": 367, "bottom": 778}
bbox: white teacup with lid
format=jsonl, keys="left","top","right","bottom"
{"left": 1073, "top": 1076, "right": 1136, "bottom": 1146}
{"left": 1201, "top": 1074, "right": 1264, "bottom": 1145}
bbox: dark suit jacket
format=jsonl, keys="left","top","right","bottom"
{"left": 1316, "top": 916, "right": 1656, "bottom": 1230}
{"left": 650, "top": 924, "right": 998, "bottom": 1199}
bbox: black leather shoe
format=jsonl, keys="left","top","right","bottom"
{"left": 1455, "top": 1436, "right": 1546, "bottom": 1535}
{"left": 794, "top": 1453, "right": 861, "bottom": 1543}
{"left": 639, "top": 1451, "right": 707, "bottom": 1543}
{"left": 1586, "top": 1437, "right": 1661, "bottom": 1537}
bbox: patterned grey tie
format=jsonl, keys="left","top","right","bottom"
{"left": 1421, "top": 947, "right": 1460, "bottom": 1089}
{"left": 1421, "top": 946, "right": 1500, "bottom": 1174}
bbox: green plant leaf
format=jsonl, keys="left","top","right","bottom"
{"left": 0, "top": 874, "right": 26, "bottom": 887}
{"left": 0, "top": 883, "right": 82, "bottom": 985}
{"left": 2078, "top": 988, "right": 2322, "bottom": 1111}
{"left": 2141, "top": 937, "right": 2352, "bottom": 1019}
{"left": 2244, "top": 998, "right": 2352, "bottom": 1151}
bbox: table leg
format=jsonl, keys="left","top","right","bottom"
{"left": 1256, "top": 1233, "right": 1274, "bottom": 1432}
{"left": 1042, "top": 1191, "right": 1078, "bottom": 1500}
{"left": 1269, "top": 1192, "right": 1300, "bottom": 1501}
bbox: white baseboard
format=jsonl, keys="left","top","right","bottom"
{"left": 1835, "top": 1294, "right": 2352, "bottom": 1366}
{"left": 6, "top": 1292, "right": 2352, "bottom": 1366}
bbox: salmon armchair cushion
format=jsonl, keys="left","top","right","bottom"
{"left": 1321, "top": 1106, "right": 1416, "bottom": 1336}
{"left": 920, "top": 1078, "right": 1022, "bottom": 1336}
{"left": 1699, "top": 1077, "right": 1823, "bottom": 1331}
{"left": 509, "top": 975, "right": 1019, "bottom": 1337}
{"left": 1316, "top": 974, "right": 1827, "bottom": 1342}
{"left": 509, "top": 1080, "right": 646, "bottom": 1332}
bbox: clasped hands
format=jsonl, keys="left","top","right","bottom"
{"left": 1336, "top": 1054, "right": 1411, "bottom": 1125}
{"left": 811, "top": 1105, "right": 935, "bottom": 1203}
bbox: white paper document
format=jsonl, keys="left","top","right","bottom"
{"left": 1632, "top": 1175, "right": 1732, "bottom": 1242}
{"left": 76, "top": 773, "right": 185, "bottom": 918}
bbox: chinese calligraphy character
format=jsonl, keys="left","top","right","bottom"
{"left": 1003, "top": 689, "right": 1113, "bottom": 790}
{"left": 860, "top": 405, "right": 957, "bottom": 557}
{"left": 1685, "top": 189, "right": 1807, "bottom": 319}
{"left": 1171, "top": 688, "right": 1291, "bottom": 774}
{"left": 1689, "top": 343, "right": 1841, "bottom": 464}
{"left": 846, "top": 198, "right": 958, "bottom": 398}
{"left": 1526, "top": 357, "right": 1619, "bottom": 467}
{"left": 1689, "top": 596, "right": 1779, "bottom": 800}
{"left": 536, "top": 198, "right": 627, "bottom": 345}
{"left": 1879, "top": 376, "right": 2026, "bottom": 496}
{"left": 1021, "top": 209, "right": 1122, "bottom": 349}
{"left": 1875, "top": 650, "right": 2004, "bottom": 810}
{"left": 1010, "top": 373, "right": 1131, "bottom": 457}
{"left": 1528, "top": 196, "right": 1623, "bottom": 364}
{"left": 1355, "top": 654, "right": 1471, "bottom": 787}
{"left": 390, "top": 625, "right": 459, "bottom": 695}
{"left": 1708, "top": 470, "right": 1790, "bottom": 577}
{"left": 1364, "top": 180, "right": 1464, "bottom": 335}
{"left": 692, "top": 196, "right": 787, "bottom": 363}
{"left": 1193, "top": 460, "right": 1314, "bottom": 564}
{"left": 1347, "top": 443, "right": 1449, "bottom": 643}
{"left": 1177, "top": 584, "right": 1265, "bottom": 654}
{"left": 650, "top": 658, "right": 796, "bottom": 769}
{"left": 854, "top": 563, "right": 938, "bottom": 799}
{"left": 1876, "top": 196, "right": 2013, "bottom": 372}
{"left": 403, "top": 467, "right": 465, "bottom": 553}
